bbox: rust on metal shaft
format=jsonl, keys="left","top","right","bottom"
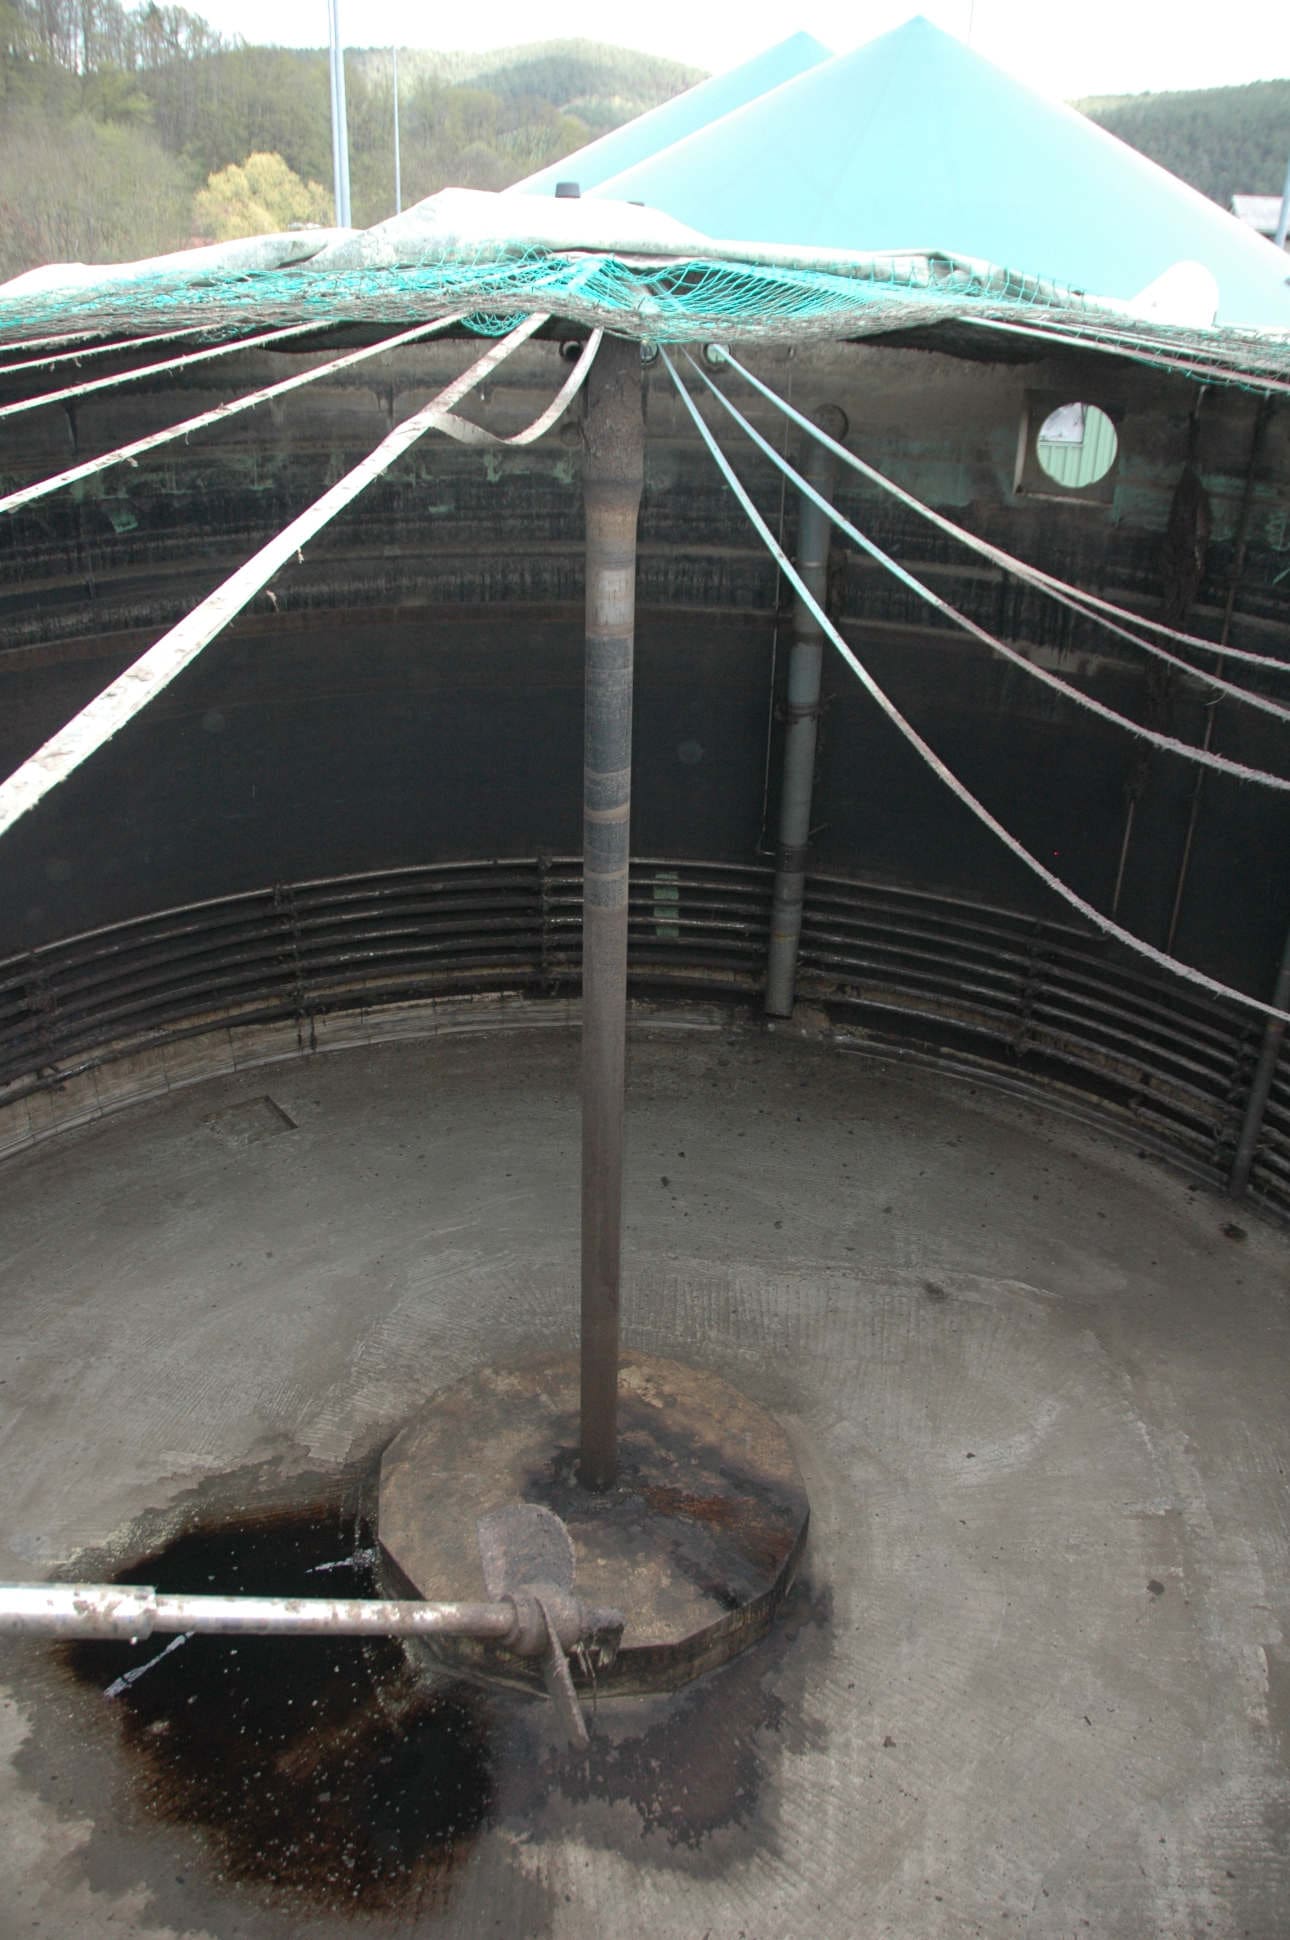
{"left": 579, "top": 335, "right": 644, "bottom": 1491}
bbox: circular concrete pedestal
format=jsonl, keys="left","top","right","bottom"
{"left": 377, "top": 1352, "right": 810, "bottom": 1696}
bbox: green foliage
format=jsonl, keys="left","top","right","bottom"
{"left": 350, "top": 36, "right": 700, "bottom": 105}
{"left": 1078, "top": 80, "right": 1290, "bottom": 209}
{"left": 0, "top": 105, "right": 193, "bottom": 278}
{"left": 339, "top": 39, "right": 696, "bottom": 224}
{"left": 193, "top": 150, "right": 330, "bottom": 239}
{"left": 79, "top": 62, "right": 153, "bottom": 122}
{"left": 462, "top": 39, "right": 702, "bottom": 110}
{"left": 0, "top": 0, "right": 36, "bottom": 65}
{"left": 0, "top": 7, "right": 704, "bottom": 271}
{"left": 141, "top": 46, "right": 333, "bottom": 185}
{"left": 7, "top": 0, "right": 220, "bottom": 75}
{"left": 2, "top": 0, "right": 1283, "bottom": 285}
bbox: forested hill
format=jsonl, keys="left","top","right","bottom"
{"left": 0, "top": 1, "right": 703, "bottom": 277}
{"left": 1079, "top": 80, "right": 1290, "bottom": 210}
{"left": 381, "top": 39, "right": 703, "bottom": 123}
{"left": 0, "top": 0, "right": 1285, "bottom": 283}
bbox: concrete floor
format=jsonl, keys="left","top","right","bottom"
{"left": 1, "top": 1015, "right": 1288, "bottom": 1939}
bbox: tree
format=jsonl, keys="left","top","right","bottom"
{"left": 0, "top": 104, "right": 192, "bottom": 277}
{"left": 1079, "top": 80, "right": 1290, "bottom": 207}
{"left": 193, "top": 149, "right": 330, "bottom": 239}
{"left": 142, "top": 45, "right": 332, "bottom": 185}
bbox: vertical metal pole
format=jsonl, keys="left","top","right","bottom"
{"left": 328, "top": 4, "right": 343, "bottom": 227}
{"left": 765, "top": 406, "right": 847, "bottom": 1018}
{"left": 328, "top": 0, "right": 352, "bottom": 229}
{"left": 1229, "top": 926, "right": 1290, "bottom": 1198}
{"left": 579, "top": 336, "right": 644, "bottom": 1492}
{"left": 1274, "top": 154, "right": 1290, "bottom": 251}
{"left": 336, "top": 4, "right": 352, "bottom": 230}
{"left": 392, "top": 45, "right": 402, "bottom": 216}
{"left": 1166, "top": 401, "right": 1272, "bottom": 951}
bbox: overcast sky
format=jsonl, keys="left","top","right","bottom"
{"left": 186, "top": 0, "right": 1289, "bottom": 99}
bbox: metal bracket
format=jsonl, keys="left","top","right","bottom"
{"left": 478, "top": 1502, "right": 622, "bottom": 1745}
{"left": 535, "top": 1591, "right": 589, "bottom": 1748}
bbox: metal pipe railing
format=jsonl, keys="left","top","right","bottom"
{"left": 1, "top": 1506, "right": 626, "bottom": 1749}
{"left": 1229, "top": 921, "right": 1290, "bottom": 1197}
{"left": 0, "top": 1582, "right": 535, "bottom": 1643}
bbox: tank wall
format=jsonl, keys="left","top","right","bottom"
{"left": 2, "top": 332, "right": 1288, "bottom": 1196}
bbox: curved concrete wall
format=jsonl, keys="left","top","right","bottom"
{"left": 2, "top": 332, "right": 1288, "bottom": 1195}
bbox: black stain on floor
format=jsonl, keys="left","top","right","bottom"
{"left": 503, "top": 1577, "right": 833, "bottom": 1878}
{"left": 47, "top": 1493, "right": 496, "bottom": 1921}
{"left": 11, "top": 1462, "right": 831, "bottom": 1930}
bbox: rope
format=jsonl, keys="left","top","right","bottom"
{"left": 661, "top": 347, "right": 1290, "bottom": 1027}
{"left": 0, "top": 328, "right": 98, "bottom": 353}
{"left": 0, "top": 321, "right": 328, "bottom": 422}
{"left": 1016, "top": 576, "right": 1289, "bottom": 676}
{"left": 961, "top": 313, "right": 1290, "bottom": 397}
{"left": 0, "top": 325, "right": 208, "bottom": 379}
{"left": 0, "top": 313, "right": 588, "bottom": 841}
{"left": 1059, "top": 315, "right": 1290, "bottom": 377}
{"left": 717, "top": 350, "right": 1290, "bottom": 715}
{"left": 724, "top": 346, "right": 1290, "bottom": 675}
{"left": 683, "top": 352, "right": 1290, "bottom": 793}
{"left": 431, "top": 329, "right": 604, "bottom": 447}
{"left": 0, "top": 313, "right": 469, "bottom": 518}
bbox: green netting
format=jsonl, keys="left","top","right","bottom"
{"left": 2, "top": 241, "right": 1289, "bottom": 391}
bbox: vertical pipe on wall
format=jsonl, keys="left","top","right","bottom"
{"left": 579, "top": 336, "right": 644, "bottom": 1493}
{"left": 1229, "top": 924, "right": 1290, "bottom": 1198}
{"left": 764, "top": 405, "right": 848, "bottom": 1018}
{"left": 1210, "top": 401, "right": 1280, "bottom": 1198}
{"left": 1166, "top": 401, "right": 1272, "bottom": 952}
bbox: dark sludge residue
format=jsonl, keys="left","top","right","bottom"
{"left": 58, "top": 1505, "right": 496, "bottom": 1916}
{"left": 525, "top": 1577, "right": 832, "bottom": 1861}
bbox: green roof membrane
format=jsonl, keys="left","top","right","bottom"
{"left": 591, "top": 15, "right": 1290, "bottom": 330}
{"left": 511, "top": 31, "right": 831, "bottom": 197}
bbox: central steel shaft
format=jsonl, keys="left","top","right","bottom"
{"left": 579, "top": 335, "right": 644, "bottom": 1491}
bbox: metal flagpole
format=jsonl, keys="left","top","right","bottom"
{"left": 327, "top": 0, "right": 352, "bottom": 229}
{"left": 392, "top": 45, "right": 402, "bottom": 215}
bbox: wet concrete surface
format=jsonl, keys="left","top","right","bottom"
{"left": 1, "top": 1017, "right": 1288, "bottom": 1937}
{"left": 377, "top": 1352, "right": 810, "bottom": 1695}
{"left": 50, "top": 1501, "right": 498, "bottom": 1919}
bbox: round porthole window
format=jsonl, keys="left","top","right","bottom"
{"left": 1036, "top": 402, "right": 1118, "bottom": 489}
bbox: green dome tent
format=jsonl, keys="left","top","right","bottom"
{"left": 590, "top": 15, "right": 1290, "bottom": 329}
{"left": 511, "top": 31, "right": 832, "bottom": 198}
